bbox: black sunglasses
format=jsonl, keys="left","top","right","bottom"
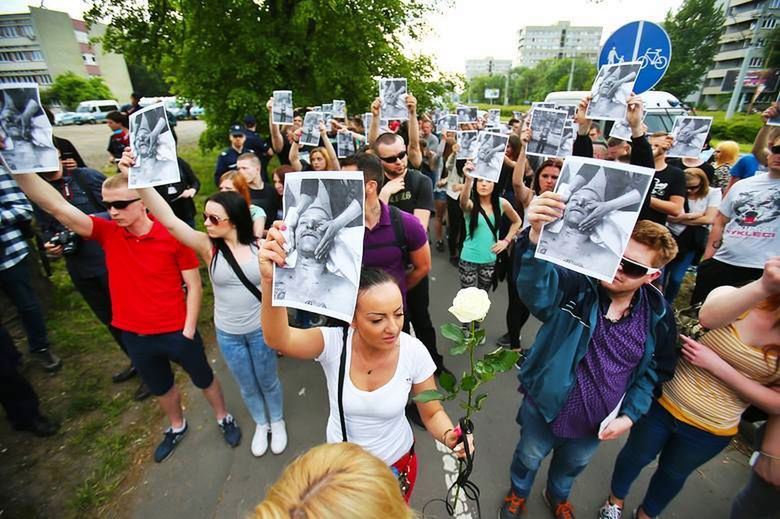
{"left": 378, "top": 150, "right": 407, "bottom": 163}
{"left": 770, "top": 145, "right": 780, "bottom": 155}
{"left": 203, "top": 213, "right": 229, "bottom": 225}
{"left": 620, "top": 257, "right": 660, "bottom": 278}
{"left": 686, "top": 184, "right": 702, "bottom": 191}
{"left": 103, "top": 198, "right": 140, "bottom": 210}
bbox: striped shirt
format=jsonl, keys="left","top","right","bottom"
{"left": 0, "top": 166, "right": 32, "bottom": 271}
{"left": 659, "top": 321, "right": 780, "bottom": 436}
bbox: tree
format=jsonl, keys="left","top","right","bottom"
{"left": 86, "top": 0, "right": 456, "bottom": 148}
{"left": 764, "top": 24, "right": 780, "bottom": 70}
{"left": 657, "top": 0, "right": 725, "bottom": 100}
{"left": 42, "top": 72, "right": 114, "bottom": 110}
{"left": 126, "top": 58, "right": 171, "bottom": 98}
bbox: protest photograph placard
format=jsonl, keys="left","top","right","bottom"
{"left": 272, "top": 90, "right": 294, "bottom": 125}
{"left": 379, "top": 78, "right": 408, "bottom": 120}
{"left": 274, "top": 171, "right": 365, "bottom": 322}
{"left": 586, "top": 62, "right": 642, "bottom": 120}
{"left": 609, "top": 118, "right": 633, "bottom": 142}
{"left": 667, "top": 116, "right": 713, "bottom": 159}
{"left": 456, "top": 106, "right": 478, "bottom": 124}
{"left": 332, "top": 100, "right": 346, "bottom": 119}
{"left": 536, "top": 156, "right": 654, "bottom": 282}
{"left": 555, "top": 104, "right": 577, "bottom": 119}
{"left": 337, "top": 131, "right": 355, "bottom": 158}
{"left": 769, "top": 93, "right": 780, "bottom": 126}
{"left": 301, "top": 112, "right": 324, "bottom": 147}
{"left": 0, "top": 83, "right": 58, "bottom": 173}
{"left": 128, "top": 103, "right": 180, "bottom": 188}
{"left": 487, "top": 108, "right": 501, "bottom": 127}
{"left": 527, "top": 108, "right": 567, "bottom": 157}
{"left": 437, "top": 114, "right": 458, "bottom": 133}
{"left": 471, "top": 131, "right": 509, "bottom": 182}
{"left": 558, "top": 122, "right": 576, "bottom": 157}
{"left": 456, "top": 130, "right": 479, "bottom": 160}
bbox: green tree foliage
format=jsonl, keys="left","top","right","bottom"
{"left": 466, "top": 57, "right": 596, "bottom": 104}
{"left": 657, "top": 0, "right": 725, "bottom": 100}
{"left": 42, "top": 72, "right": 114, "bottom": 110}
{"left": 764, "top": 24, "right": 780, "bottom": 70}
{"left": 126, "top": 58, "right": 171, "bottom": 98}
{"left": 87, "top": 0, "right": 456, "bottom": 148}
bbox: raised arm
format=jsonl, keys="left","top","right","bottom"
{"left": 512, "top": 128, "right": 534, "bottom": 208}
{"left": 459, "top": 163, "right": 474, "bottom": 212}
{"left": 406, "top": 95, "right": 422, "bottom": 169}
{"left": 259, "top": 222, "right": 325, "bottom": 359}
{"left": 368, "top": 97, "right": 381, "bottom": 144}
{"left": 267, "top": 97, "right": 285, "bottom": 153}
{"left": 289, "top": 132, "right": 304, "bottom": 172}
{"left": 10, "top": 172, "right": 93, "bottom": 237}
{"left": 318, "top": 122, "right": 340, "bottom": 170}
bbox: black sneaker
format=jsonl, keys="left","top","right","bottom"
{"left": 514, "top": 349, "right": 528, "bottom": 370}
{"left": 30, "top": 349, "right": 62, "bottom": 372}
{"left": 219, "top": 414, "right": 241, "bottom": 447}
{"left": 496, "top": 333, "right": 512, "bottom": 348}
{"left": 13, "top": 415, "right": 59, "bottom": 437}
{"left": 133, "top": 381, "right": 152, "bottom": 401}
{"left": 154, "top": 422, "right": 188, "bottom": 463}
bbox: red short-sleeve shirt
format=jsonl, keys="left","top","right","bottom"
{"left": 89, "top": 216, "right": 200, "bottom": 334}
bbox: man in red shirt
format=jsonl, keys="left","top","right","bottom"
{"left": 12, "top": 170, "right": 241, "bottom": 462}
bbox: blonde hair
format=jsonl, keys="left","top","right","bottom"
{"left": 683, "top": 168, "right": 710, "bottom": 198}
{"left": 102, "top": 172, "right": 129, "bottom": 190}
{"left": 309, "top": 147, "right": 332, "bottom": 171}
{"left": 631, "top": 220, "right": 679, "bottom": 267}
{"left": 715, "top": 141, "right": 739, "bottom": 167}
{"left": 253, "top": 443, "right": 415, "bottom": 519}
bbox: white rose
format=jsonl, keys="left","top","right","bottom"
{"left": 448, "top": 287, "right": 491, "bottom": 323}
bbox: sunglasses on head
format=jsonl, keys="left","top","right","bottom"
{"left": 770, "top": 145, "right": 780, "bottom": 155}
{"left": 203, "top": 213, "right": 229, "bottom": 225}
{"left": 102, "top": 198, "right": 140, "bottom": 210}
{"left": 620, "top": 257, "right": 660, "bottom": 278}
{"left": 378, "top": 150, "right": 407, "bottom": 163}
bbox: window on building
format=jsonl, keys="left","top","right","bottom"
{"left": 82, "top": 53, "right": 97, "bottom": 65}
{"left": 30, "top": 51, "right": 43, "bottom": 61}
{"left": 74, "top": 30, "right": 89, "bottom": 44}
{"left": 749, "top": 56, "right": 765, "bottom": 67}
{"left": 771, "top": 0, "right": 780, "bottom": 10}
{"left": 761, "top": 17, "right": 777, "bottom": 29}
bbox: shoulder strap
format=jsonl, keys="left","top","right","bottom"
{"left": 479, "top": 204, "right": 498, "bottom": 240}
{"left": 215, "top": 241, "right": 262, "bottom": 302}
{"left": 388, "top": 205, "right": 409, "bottom": 263}
{"left": 337, "top": 325, "right": 349, "bottom": 442}
{"left": 69, "top": 169, "right": 105, "bottom": 212}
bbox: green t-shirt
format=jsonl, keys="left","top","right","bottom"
{"left": 460, "top": 197, "right": 505, "bottom": 264}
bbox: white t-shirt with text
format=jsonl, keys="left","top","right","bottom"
{"left": 715, "top": 173, "right": 780, "bottom": 268}
{"left": 316, "top": 327, "right": 436, "bottom": 464}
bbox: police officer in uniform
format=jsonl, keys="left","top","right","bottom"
{"left": 214, "top": 124, "right": 256, "bottom": 186}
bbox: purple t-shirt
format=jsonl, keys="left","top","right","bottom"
{"left": 363, "top": 201, "right": 427, "bottom": 308}
{"left": 549, "top": 288, "right": 649, "bottom": 439}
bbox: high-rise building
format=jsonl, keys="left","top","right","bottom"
{"left": 699, "top": 0, "right": 779, "bottom": 109}
{"left": 516, "top": 21, "right": 602, "bottom": 69}
{"left": 464, "top": 57, "right": 513, "bottom": 79}
{"left": 0, "top": 7, "right": 132, "bottom": 102}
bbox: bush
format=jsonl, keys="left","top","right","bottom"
{"left": 709, "top": 115, "right": 763, "bottom": 144}
{"left": 43, "top": 72, "right": 114, "bottom": 110}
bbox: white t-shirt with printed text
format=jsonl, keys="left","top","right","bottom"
{"left": 316, "top": 327, "right": 436, "bottom": 464}
{"left": 715, "top": 173, "right": 780, "bottom": 268}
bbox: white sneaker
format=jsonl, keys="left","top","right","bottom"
{"left": 251, "top": 423, "right": 269, "bottom": 457}
{"left": 598, "top": 498, "right": 623, "bottom": 519}
{"left": 270, "top": 420, "right": 288, "bottom": 454}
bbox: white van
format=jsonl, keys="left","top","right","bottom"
{"left": 544, "top": 90, "right": 687, "bottom": 134}
{"left": 74, "top": 99, "right": 121, "bottom": 124}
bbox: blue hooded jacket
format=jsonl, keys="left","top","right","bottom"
{"left": 514, "top": 232, "right": 679, "bottom": 425}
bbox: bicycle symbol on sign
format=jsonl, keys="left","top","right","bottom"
{"left": 638, "top": 48, "right": 668, "bottom": 70}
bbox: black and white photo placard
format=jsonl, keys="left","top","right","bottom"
{"left": 128, "top": 102, "right": 180, "bottom": 188}
{"left": 379, "top": 78, "right": 408, "bottom": 121}
{"left": 667, "top": 116, "right": 713, "bottom": 159}
{"left": 275, "top": 171, "right": 365, "bottom": 322}
{"left": 0, "top": 83, "right": 58, "bottom": 173}
{"left": 527, "top": 108, "right": 568, "bottom": 157}
{"left": 272, "top": 90, "right": 294, "bottom": 125}
{"left": 300, "top": 112, "right": 324, "bottom": 147}
{"left": 536, "top": 156, "right": 654, "bottom": 282}
{"left": 456, "top": 130, "right": 479, "bottom": 160}
{"left": 586, "top": 62, "right": 642, "bottom": 121}
{"left": 332, "top": 100, "right": 346, "bottom": 119}
{"left": 337, "top": 131, "right": 355, "bottom": 158}
{"left": 471, "top": 131, "right": 509, "bottom": 183}
{"left": 456, "top": 105, "right": 478, "bottom": 124}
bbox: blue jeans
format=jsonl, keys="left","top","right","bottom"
{"left": 610, "top": 400, "right": 732, "bottom": 517}
{"left": 0, "top": 257, "right": 49, "bottom": 353}
{"left": 215, "top": 326, "right": 283, "bottom": 425}
{"left": 510, "top": 400, "right": 601, "bottom": 502}
{"left": 662, "top": 251, "right": 696, "bottom": 304}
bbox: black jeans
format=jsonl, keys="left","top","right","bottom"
{"left": 0, "top": 325, "right": 40, "bottom": 426}
{"left": 446, "top": 197, "right": 464, "bottom": 260}
{"left": 70, "top": 272, "right": 127, "bottom": 356}
{"left": 406, "top": 276, "right": 443, "bottom": 370}
{"left": 691, "top": 258, "right": 763, "bottom": 305}
{"left": 0, "top": 257, "right": 49, "bottom": 353}
{"left": 505, "top": 244, "right": 530, "bottom": 349}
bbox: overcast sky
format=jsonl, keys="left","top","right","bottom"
{"left": 5, "top": 0, "right": 685, "bottom": 73}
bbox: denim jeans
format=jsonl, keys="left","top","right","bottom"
{"left": 215, "top": 326, "right": 283, "bottom": 425}
{"left": 0, "top": 257, "right": 49, "bottom": 353}
{"left": 510, "top": 400, "right": 601, "bottom": 502}
{"left": 662, "top": 250, "right": 696, "bottom": 304}
{"left": 610, "top": 400, "right": 732, "bottom": 517}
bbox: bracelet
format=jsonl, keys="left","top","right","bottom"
{"left": 760, "top": 451, "right": 780, "bottom": 461}
{"left": 440, "top": 428, "right": 453, "bottom": 444}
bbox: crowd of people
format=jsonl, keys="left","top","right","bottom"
{"left": 0, "top": 87, "right": 778, "bottom": 519}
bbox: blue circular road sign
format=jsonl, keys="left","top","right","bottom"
{"left": 598, "top": 21, "right": 672, "bottom": 94}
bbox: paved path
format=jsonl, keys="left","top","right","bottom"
{"left": 127, "top": 251, "right": 751, "bottom": 519}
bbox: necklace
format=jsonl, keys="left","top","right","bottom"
{"left": 354, "top": 341, "right": 396, "bottom": 375}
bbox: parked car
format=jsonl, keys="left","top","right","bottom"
{"left": 72, "top": 99, "right": 121, "bottom": 124}
{"left": 54, "top": 112, "right": 81, "bottom": 126}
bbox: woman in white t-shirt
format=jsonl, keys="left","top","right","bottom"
{"left": 663, "top": 168, "right": 722, "bottom": 303}
{"left": 259, "top": 232, "right": 474, "bottom": 502}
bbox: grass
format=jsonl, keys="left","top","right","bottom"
{"left": 0, "top": 142, "right": 223, "bottom": 519}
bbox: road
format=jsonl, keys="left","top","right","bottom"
{"left": 53, "top": 120, "right": 206, "bottom": 169}
{"left": 56, "top": 123, "right": 750, "bottom": 518}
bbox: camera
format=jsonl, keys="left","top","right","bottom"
{"left": 50, "top": 230, "right": 79, "bottom": 256}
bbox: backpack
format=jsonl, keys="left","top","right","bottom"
{"left": 364, "top": 204, "right": 409, "bottom": 265}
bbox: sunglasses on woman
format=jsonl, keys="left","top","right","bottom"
{"left": 102, "top": 198, "right": 140, "bottom": 210}
{"left": 203, "top": 213, "right": 229, "bottom": 225}
{"left": 378, "top": 150, "right": 407, "bottom": 163}
{"left": 770, "top": 145, "right": 780, "bottom": 155}
{"left": 620, "top": 256, "right": 660, "bottom": 278}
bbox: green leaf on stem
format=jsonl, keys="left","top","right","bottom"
{"left": 439, "top": 370, "right": 457, "bottom": 393}
{"left": 474, "top": 393, "right": 488, "bottom": 411}
{"left": 441, "top": 323, "right": 466, "bottom": 344}
{"left": 412, "top": 389, "right": 445, "bottom": 403}
{"left": 461, "top": 374, "right": 478, "bottom": 391}
{"left": 449, "top": 342, "right": 468, "bottom": 355}
{"left": 493, "top": 349, "right": 521, "bottom": 372}
{"left": 473, "top": 328, "right": 487, "bottom": 346}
